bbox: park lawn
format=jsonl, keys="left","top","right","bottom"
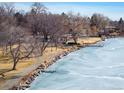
{"left": 78, "top": 37, "right": 101, "bottom": 45}
{"left": 0, "top": 49, "right": 35, "bottom": 81}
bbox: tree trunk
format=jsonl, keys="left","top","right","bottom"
{"left": 73, "top": 36, "right": 77, "bottom": 44}
{"left": 44, "top": 35, "right": 48, "bottom": 42}
{"left": 74, "top": 38, "right": 77, "bottom": 44}
{"left": 12, "top": 61, "right": 17, "bottom": 70}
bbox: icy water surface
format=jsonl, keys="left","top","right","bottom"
{"left": 29, "top": 38, "right": 124, "bottom": 90}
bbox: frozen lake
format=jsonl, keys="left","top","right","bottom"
{"left": 29, "top": 38, "right": 124, "bottom": 90}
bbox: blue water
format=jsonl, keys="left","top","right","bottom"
{"left": 29, "top": 38, "right": 124, "bottom": 90}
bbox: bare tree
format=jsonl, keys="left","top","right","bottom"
{"left": 63, "top": 12, "right": 84, "bottom": 44}
{"left": 31, "top": 2, "right": 47, "bottom": 14}
{"left": 47, "top": 13, "right": 64, "bottom": 48}
{"left": 0, "top": 3, "right": 16, "bottom": 56}
{"left": 24, "top": 3, "right": 51, "bottom": 56}
{"left": 90, "top": 13, "right": 110, "bottom": 30}
{"left": 5, "top": 27, "right": 35, "bottom": 70}
{"left": 118, "top": 17, "right": 124, "bottom": 32}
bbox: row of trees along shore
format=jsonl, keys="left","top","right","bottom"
{"left": 0, "top": 2, "right": 124, "bottom": 71}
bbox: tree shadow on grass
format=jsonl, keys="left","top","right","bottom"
{"left": 0, "top": 69, "right": 13, "bottom": 79}
{"left": 0, "top": 70, "right": 22, "bottom": 82}
{"left": 0, "top": 69, "right": 12, "bottom": 74}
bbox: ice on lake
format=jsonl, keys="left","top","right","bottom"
{"left": 29, "top": 38, "right": 124, "bottom": 90}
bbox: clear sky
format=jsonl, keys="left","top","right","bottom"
{"left": 15, "top": 2, "right": 124, "bottom": 21}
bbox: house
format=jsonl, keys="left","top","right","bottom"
{"left": 98, "top": 26, "right": 119, "bottom": 37}
{"left": 60, "top": 34, "right": 73, "bottom": 43}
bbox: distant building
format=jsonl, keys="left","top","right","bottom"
{"left": 104, "top": 26, "right": 117, "bottom": 32}
{"left": 60, "top": 34, "right": 73, "bottom": 43}
{"left": 98, "top": 26, "right": 119, "bottom": 37}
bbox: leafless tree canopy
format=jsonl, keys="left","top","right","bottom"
{"left": 0, "top": 2, "right": 122, "bottom": 70}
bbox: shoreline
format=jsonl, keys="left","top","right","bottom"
{"left": 9, "top": 37, "right": 102, "bottom": 90}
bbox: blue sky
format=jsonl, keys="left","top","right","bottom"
{"left": 15, "top": 2, "right": 124, "bottom": 21}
